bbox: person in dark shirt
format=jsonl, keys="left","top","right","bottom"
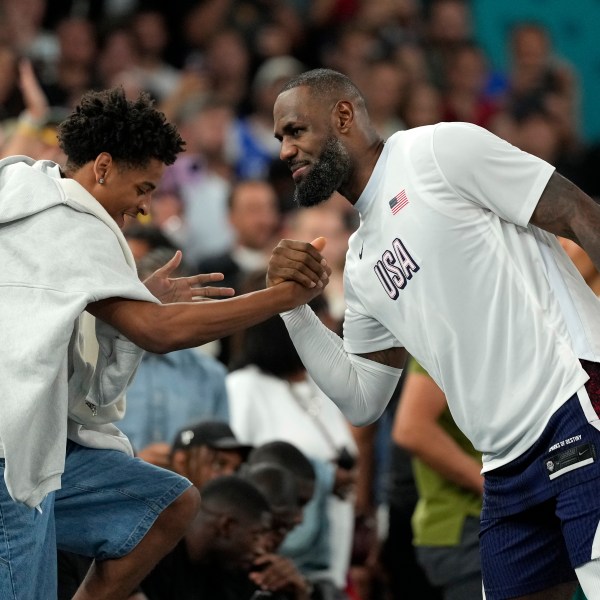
{"left": 141, "top": 475, "right": 274, "bottom": 600}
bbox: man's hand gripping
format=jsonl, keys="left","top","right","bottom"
{"left": 267, "top": 237, "right": 331, "bottom": 290}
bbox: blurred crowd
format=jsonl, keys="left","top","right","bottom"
{"left": 1, "top": 0, "right": 599, "bottom": 599}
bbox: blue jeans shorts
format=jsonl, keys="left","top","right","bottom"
{"left": 480, "top": 387, "right": 600, "bottom": 599}
{"left": 0, "top": 440, "right": 191, "bottom": 600}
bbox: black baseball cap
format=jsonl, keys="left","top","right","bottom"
{"left": 172, "top": 420, "right": 253, "bottom": 454}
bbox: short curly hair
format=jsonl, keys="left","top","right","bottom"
{"left": 57, "top": 87, "right": 185, "bottom": 170}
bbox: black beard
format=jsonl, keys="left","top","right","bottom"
{"left": 293, "top": 136, "right": 351, "bottom": 208}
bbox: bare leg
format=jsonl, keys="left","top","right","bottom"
{"left": 72, "top": 486, "right": 200, "bottom": 600}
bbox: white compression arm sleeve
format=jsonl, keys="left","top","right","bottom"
{"left": 280, "top": 304, "right": 403, "bottom": 425}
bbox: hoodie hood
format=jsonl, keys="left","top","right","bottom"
{"left": 0, "top": 156, "right": 66, "bottom": 224}
{"left": 0, "top": 155, "right": 135, "bottom": 262}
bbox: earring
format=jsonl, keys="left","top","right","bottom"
{"left": 98, "top": 177, "right": 105, "bottom": 184}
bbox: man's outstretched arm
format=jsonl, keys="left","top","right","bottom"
{"left": 268, "top": 238, "right": 405, "bottom": 426}
{"left": 88, "top": 279, "right": 326, "bottom": 355}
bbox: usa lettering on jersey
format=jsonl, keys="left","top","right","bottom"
{"left": 374, "top": 237, "right": 420, "bottom": 299}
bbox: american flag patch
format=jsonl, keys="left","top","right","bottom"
{"left": 389, "top": 190, "right": 409, "bottom": 215}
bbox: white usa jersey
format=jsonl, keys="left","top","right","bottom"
{"left": 343, "top": 122, "right": 600, "bottom": 470}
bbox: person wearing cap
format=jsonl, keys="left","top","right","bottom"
{"left": 171, "top": 420, "right": 253, "bottom": 489}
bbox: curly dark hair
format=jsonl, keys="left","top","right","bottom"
{"left": 57, "top": 87, "right": 185, "bottom": 169}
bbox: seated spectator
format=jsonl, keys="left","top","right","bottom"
{"left": 0, "top": 58, "right": 67, "bottom": 162}
{"left": 0, "top": 44, "right": 24, "bottom": 124}
{"left": 171, "top": 420, "right": 253, "bottom": 488}
{"left": 121, "top": 344, "right": 230, "bottom": 468}
{"left": 401, "top": 81, "right": 443, "bottom": 129}
{"left": 393, "top": 359, "right": 482, "bottom": 599}
{"left": 361, "top": 59, "right": 407, "bottom": 140}
{"left": 230, "top": 55, "right": 305, "bottom": 180}
{"left": 246, "top": 441, "right": 317, "bottom": 521}
{"left": 141, "top": 475, "right": 275, "bottom": 600}
{"left": 505, "top": 22, "right": 578, "bottom": 126}
{"left": 228, "top": 274, "right": 358, "bottom": 596}
{"left": 43, "top": 16, "right": 99, "bottom": 110}
{"left": 58, "top": 420, "right": 250, "bottom": 599}
{"left": 58, "top": 551, "right": 146, "bottom": 600}
{"left": 129, "top": 9, "right": 182, "bottom": 103}
{"left": 161, "top": 94, "right": 236, "bottom": 264}
{"left": 197, "top": 179, "right": 282, "bottom": 293}
{"left": 118, "top": 239, "right": 233, "bottom": 468}
{"left": 197, "top": 179, "right": 282, "bottom": 364}
{"left": 243, "top": 463, "right": 314, "bottom": 599}
{"left": 441, "top": 41, "right": 500, "bottom": 129}
{"left": 245, "top": 441, "right": 348, "bottom": 600}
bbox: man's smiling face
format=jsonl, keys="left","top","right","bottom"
{"left": 95, "top": 158, "right": 164, "bottom": 228}
{"left": 274, "top": 86, "right": 351, "bottom": 208}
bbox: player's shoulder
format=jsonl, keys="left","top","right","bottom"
{"left": 384, "top": 123, "right": 461, "bottom": 160}
{"left": 431, "top": 121, "right": 498, "bottom": 152}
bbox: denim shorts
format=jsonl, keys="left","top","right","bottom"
{"left": 0, "top": 440, "right": 191, "bottom": 600}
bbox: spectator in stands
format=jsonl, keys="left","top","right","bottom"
{"left": 246, "top": 440, "right": 318, "bottom": 528}
{"left": 231, "top": 55, "right": 305, "bottom": 180}
{"left": 243, "top": 463, "right": 315, "bottom": 599}
{"left": 247, "top": 441, "right": 350, "bottom": 599}
{"left": 170, "top": 420, "right": 253, "bottom": 488}
{"left": 0, "top": 58, "right": 67, "bottom": 162}
{"left": 441, "top": 41, "right": 500, "bottom": 129}
{"left": 197, "top": 179, "right": 282, "bottom": 364}
{"left": 361, "top": 59, "right": 408, "bottom": 140}
{"left": 129, "top": 9, "right": 182, "bottom": 102}
{"left": 197, "top": 179, "right": 281, "bottom": 293}
{"left": 141, "top": 475, "right": 276, "bottom": 600}
{"left": 243, "top": 462, "right": 303, "bottom": 552}
{"left": 393, "top": 359, "right": 483, "bottom": 599}
{"left": 401, "top": 81, "right": 443, "bottom": 128}
{"left": 422, "top": 0, "right": 472, "bottom": 89}
{"left": 43, "top": 16, "right": 98, "bottom": 109}
{"left": 161, "top": 94, "right": 236, "bottom": 264}
{"left": 228, "top": 273, "right": 358, "bottom": 598}
{"left": 119, "top": 247, "right": 232, "bottom": 468}
{"left": 505, "top": 22, "right": 578, "bottom": 125}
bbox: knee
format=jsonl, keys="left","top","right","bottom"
{"left": 157, "top": 486, "right": 200, "bottom": 539}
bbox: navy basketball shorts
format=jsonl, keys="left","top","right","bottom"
{"left": 481, "top": 365, "right": 600, "bottom": 599}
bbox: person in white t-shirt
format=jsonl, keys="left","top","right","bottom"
{"left": 268, "top": 68, "right": 600, "bottom": 600}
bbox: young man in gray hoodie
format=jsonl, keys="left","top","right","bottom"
{"left": 0, "top": 87, "right": 329, "bottom": 600}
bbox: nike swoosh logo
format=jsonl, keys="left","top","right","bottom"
{"left": 579, "top": 449, "right": 589, "bottom": 456}
{"left": 359, "top": 242, "right": 364, "bottom": 259}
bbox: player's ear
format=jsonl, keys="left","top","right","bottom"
{"left": 93, "top": 152, "right": 113, "bottom": 182}
{"left": 334, "top": 100, "right": 354, "bottom": 133}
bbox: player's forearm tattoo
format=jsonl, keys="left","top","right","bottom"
{"left": 532, "top": 173, "right": 581, "bottom": 243}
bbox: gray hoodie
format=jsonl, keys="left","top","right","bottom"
{"left": 0, "top": 156, "right": 158, "bottom": 508}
